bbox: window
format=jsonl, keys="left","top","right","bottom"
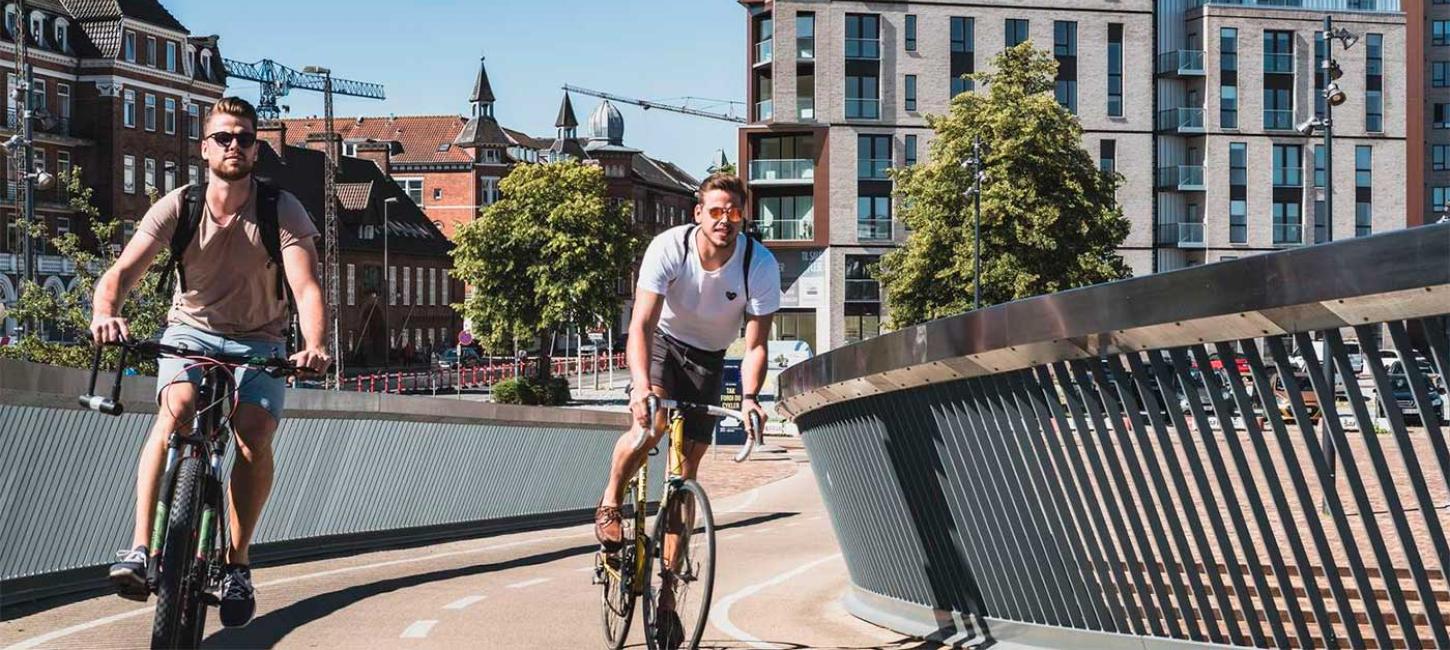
{"left": 1264, "top": 86, "right": 1293, "bottom": 130}
{"left": 429, "top": 268, "right": 437, "bottom": 306}
{"left": 3, "top": 6, "right": 16, "bottom": 39}
{"left": 146, "top": 36, "right": 156, "bottom": 66}
{"left": 905, "top": 134, "right": 917, "bottom": 166}
{"left": 1435, "top": 145, "right": 1450, "bottom": 172}
{"left": 950, "top": 17, "right": 975, "bottom": 97}
{"left": 754, "top": 16, "right": 772, "bottom": 64}
{"left": 1435, "top": 187, "right": 1450, "bottom": 213}
{"left": 388, "top": 266, "right": 397, "bottom": 305}
{"left": 1436, "top": 20, "right": 1450, "bottom": 46}
{"left": 57, "top": 216, "right": 70, "bottom": 237}
{"left": 164, "top": 97, "right": 176, "bottom": 134}
{"left": 858, "top": 135, "right": 892, "bottom": 179}
{"left": 1099, "top": 139, "right": 1116, "bottom": 175}
{"left": 1437, "top": 103, "right": 1450, "bottom": 129}
{"left": 54, "top": 19, "right": 66, "bottom": 51}
{"left": 845, "top": 14, "right": 880, "bottom": 60}
{"left": 1436, "top": 62, "right": 1450, "bottom": 88}
{"left": 57, "top": 150, "right": 70, "bottom": 180}
{"left": 1107, "top": 24, "right": 1123, "bottom": 117}
{"left": 30, "top": 78, "right": 44, "bottom": 111}
{"left": 1314, "top": 145, "right": 1326, "bottom": 188}
{"left": 165, "top": 42, "right": 176, "bottom": 72}
{"left": 123, "top": 155, "right": 136, "bottom": 193}
{"left": 188, "top": 164, "right": 200, "bottom": 184}
{"left": 1273, "top": 144, "right": 1302, "bottom": 187}
{"left": 200, "top": 50, "right": 212, "bottom": 78}
{"left": 904, "top": 14, "right": 917, "bottom": 52}
{"left": 1054, "top": 21, "right": 1078, "bottom": 114}
{"left": 845, "top": 73, "right": 879, "bottom": 119}
{"left": 797, "top": 12, "right": 815, "bottom": 59}
{"left": 1264, "top": 30, "right": 1293, "bottom": 74}
{"left": 482, "top": 148, "right": 498, "bottom": 162}
{"left": 1365, "top": 34, "right": 1383, "bottom": 133}
{"left": 402, "top": 266, "right": 410, "bottom": 306}
{"left": 144, "top": 93, "right": 156, "bottom": 131}
{"left": 441, "top": 271, "right": 450, "bottom": 306}
{"left": 1272, "top": 144, "right": 1302, "bottom": 245}
{"left": 163, "top": 161, "right": 176, "bottom": 192}
{"left": 1005, "top": 19, "right": 1029, "bottom": 47}
{"left": 416, "top": 268, "right": 423, "bottom": 306}
{"left": 1315, "top": 31, "right": 1327, "bottom": 118}
{"left": 1355, "top": 146, "right": 1372, "bottom": 237}
{"left": 398, "top": 178, "right": 424, "bottom": 205}
{"left": 1220, "top": 28, "right": 1238, "bottom": 129}
{"left": 482, "top": 177, "right": 500, "bottom": 205}
{"left": 1229, "top": 143, "right": 1247, "bottom": 244}
{"left": 347, "top": 264, "right": 356, "bottom": 306}
{"left": 844, "top": 256, "right": 881, "bottom": 344}
{"left": 904, "top": 74, "right": 917, "bottom": 112}
{"left": 123, "top": 31, "right": 136, "bottom": 62}
{"left": 144, "top": 158, "right": 156, "bottom": 192}
{"left": 187, "top": 102, "right": 199, "bottom": 139}
{"left": 33, "top": 147, "right": 44, "bottom": 172}
{"left": 857, "top": 194, "right": 892, "bottom": 240}
{"left": 433, "top": 187, "right": 443, "bottom": 201}
{"left": 56, "top": 82, "right": 69, "bottom": 122}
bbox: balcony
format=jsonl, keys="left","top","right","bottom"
{"left": 857, "top": 218, "right": 894, "bottom": 241}
{"left": 1156, "top": 50, "right": 1205, "bottom": 77}
{"left": 1196, "top": 0, "right": 1400, "bottom": 13}
{"left": 749, "top": 159, "right": 815, "bottom": 185}
{"left": 760, "top": 218, "right": 814, "bottom": 242}
{"left": 5, "top": 109, "right": 71, "bottom": 136}
{"left": 1156, "top": 165, "right": 1206, "bottom": 191}
{"left": 1156, "top": 107, "right": 1205, "bottom": 134}
{"left": 845, "top": 279, "right": 881, "bottom": 302}
{"left": 2, "top": 183, "right": 71, "bottom": 205}
{"left": 1263, "top": 109, "right": 1294, "bottom": 131}
{"left": 1159, "top": 222, "right": 1205, "bottom": 248}
{"left": 845, "top": 38, "right": 880, "bottom": 60}
{"left": 845, "top": 99, "right": 880, "bottom": 120}
{"left": 1273, "top": 223, "right": 1304, "bottom": 246}
{"left": 755, "top": 39, "right": 773, "bottom": 66}
{"left": 798, "top": 37, "right": 815, "bottom": 60}
{"left": 857, "top": 159, "right": 892, "bottom": 180}
{"left": 755, "top": 100, "right": 774, "bottom": 122}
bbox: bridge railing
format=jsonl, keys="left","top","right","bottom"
{"left": 779, "top": 223, "right": 1450, "bottom": 649}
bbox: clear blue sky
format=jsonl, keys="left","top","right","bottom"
{"left": 167, "top": 0, "right": 745, "bottom": 179}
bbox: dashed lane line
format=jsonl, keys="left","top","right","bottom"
{"left": 400, "top": 620, "right": 438, "bottom": 639}
{"left": 506, "top": 577, "right": 552, "bottom": 590}
{"left": 443, "top": 595, "right": 487, "bottom": 610}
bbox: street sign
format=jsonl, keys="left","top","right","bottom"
{"left": 588, "top": 330, "right": 605, "bottom": 344}
{"left": 714, "top": 360, "right": 746, "bottom": 445}
{"left": 458, "top": 331, "right": 473, "bottom": 346}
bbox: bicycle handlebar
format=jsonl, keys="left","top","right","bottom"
{"left": 635, "top": 395, "right": 764, "bottom": 463}
{"left": 77, "top": 338, "right": 303, "bottom": 417}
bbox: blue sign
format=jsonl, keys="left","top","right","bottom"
{"left": 715, "top": 359, "right": 745, "bottom": 445}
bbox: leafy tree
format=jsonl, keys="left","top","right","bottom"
{"left": 450, "top": 160, "right": 640, "bottom": 378}
{"left": 877, "top": 43, "right": 1131, "bottom": 328}
{"left": 0, "top": 170, "right": 170, "bottom": 370}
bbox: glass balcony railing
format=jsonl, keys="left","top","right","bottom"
{"left": 857, "top": 218, "right": 894, "bottom": 241}
{"left": 755, "top": 40, "right": 773, "bottom": 65}
{"left": 857, "top": 159, "right": 892, "bottom": 180}
{"left": 797, "top": 37, "right": 815, "bottom": 60}
{"left": 1157, "top": 165, "right": 1206, "bottom": 191}
{"left": 845, "top": 38, "right": 880, "bottom": 60}
{"left": 749, "top": 159, "right": 815, "bottom": 184}
{"left": 1156, "top": 107, "right": 1205, "bottom": 133}
{"left": 1159, "top": 222, "right": 1206, "bottom": 247}
{"left": 845, "top": 98, "right": 879, "bottom": 120}
{"left": 1156, "top": 50, "right": 1206, "bottom": 76}
{"left": 760, "top": 218, "right": 814, "bottom": 241}
{"left": 1273, "top": 223, "right": 1304, "bottom": 246}
{"left": 1197, "top": 0, "right": 1400, "bottom": 13}
{"left": 1263, "top": 109, "right": 1294, "bottom": 131}
{"left": 755, "top": 100, "right": 774, "bottom": 122}
{"left": 798, "top": 97, "right": 815, "bottom": 120}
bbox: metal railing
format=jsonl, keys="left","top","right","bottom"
{"left": 759, "top": 218, "right": 814, "bottom": 241}
{"left": 858, "top": 158, "right": 892, "bottom": 180}
{"left": 1198, "top": 0, "right": 1401, "bottom": 13}
{"left": 749, "top": 159, "right": 815, "bottom": 184}
{"left": 1159, "top": 221, "right": 1206, "bottom": 247}
{"left": 1156, "top": 50, "right": 1206, "bottom": 76}
{"left": 755, "top": 99, "right": 774, "bottom": 122}
{"left": 857, "top": 218, "right": 894, "bottom": 241}
{"left": 755, "top": 39, "right": 773, "bottom": 65}
{"left": 1157, "top": 165, "right": 1206, "bottom": 191}
{"left": 1156, "top": 107, "right": 1205, "bottom": 133}
{"left": 779, "top": 223, "right": 1450, "bottom": 650}
{"left": 845, "top": 38, "right": 880, "bottom": 60}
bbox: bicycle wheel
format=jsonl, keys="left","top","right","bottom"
{"left": 151, "top": 457, "right": 207, "bottom": 650}
{"left": 644, "top": 480, "right": 716, "bottom": 650}
{"left": 600, "top": 482, "right": 643, "bottom": 650}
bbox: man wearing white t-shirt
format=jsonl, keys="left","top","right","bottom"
{"left": 595, "top": 174, "right": 780, "bottom": 553}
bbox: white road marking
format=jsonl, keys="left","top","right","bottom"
{"left": 443, "top": 595, "right": 487, "bottom": 610}
{"left": 3, "top": 528, "right": 594, "bottom": 650}
{"left": 401, "top": 620, "right": 438, "bottom": 639}
{"left": 506, "top": 577, "right": 552, "bottom": 589}
{"left": 710, "top": 553, "right": 843, "bottom": 649}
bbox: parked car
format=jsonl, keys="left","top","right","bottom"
{"left": 1379, "top": 370, "right": 1445, "bottom": 425}
{"left": 1290, "top": 340, "right": 1364, "bottom": 375}
{"left": 438, "top": 346, "right": 482, "bottom": 369}
{"left": 1263, "top": 371, "right": 1320, "bottom": 425}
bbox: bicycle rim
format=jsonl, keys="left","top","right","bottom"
{"left": 600, "top": 484, "right": 642, "bottom": 650}
{"left": 646, "top": 480, "right": 715, "bottom": 650}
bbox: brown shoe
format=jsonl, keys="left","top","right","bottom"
{"left": 595, "top": 504, "right": 623, "bottom": 551}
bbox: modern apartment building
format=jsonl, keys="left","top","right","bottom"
{"left": 741, "top": 0, "right": 1407, "bottom": 355}
{"left": 1412, "top": 0, "right": 1448, "bottom": 225}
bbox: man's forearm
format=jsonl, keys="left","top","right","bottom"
{"left": 91, "top": 270, "right": 126, "bottom": 319}
{"left": 740, "top": 344, "right": 768, "bottom": 397}
{"left": 296, "top": 285, "right": 327, "bottom": 349}
{"left": 627, "top": 324, "right": 652, "bottom": 393}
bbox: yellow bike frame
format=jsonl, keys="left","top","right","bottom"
{"left": 598, "top": 411, "right": 687, "bottom": 595}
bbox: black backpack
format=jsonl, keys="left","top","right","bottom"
{"left": 158, "top": 181, "right": 298, "bottom": 346}
{"left": 681, "top": 224, "right": 759, "bottom": 302}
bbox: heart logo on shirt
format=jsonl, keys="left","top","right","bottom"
{"left": 726, "top": 291, "right": 738, "bottom": 301}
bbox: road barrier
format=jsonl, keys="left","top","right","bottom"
{"left": 779, "top": 224, "right": 1450, "bottom": 649}
{"left": 0, "top": 359, "right": 643, "bottom": 608}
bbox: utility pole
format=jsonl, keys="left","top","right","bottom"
{"left": 304, "top": 66, "right": 342, "bottom": 388}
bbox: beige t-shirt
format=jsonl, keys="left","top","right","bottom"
{"left": 137, "top": 182, "right": 318, "bottom": 342}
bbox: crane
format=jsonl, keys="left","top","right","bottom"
{"left": 223, "top": 58, "right": 386, "bottom": 121}
{"left": 563, "top": 85, "right": 745, "bottom": 124}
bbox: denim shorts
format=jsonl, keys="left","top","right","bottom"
{"left": 154, "top": 324, "right": 288, "bottom": 423}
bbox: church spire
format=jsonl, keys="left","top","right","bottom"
{"left": 471, "top": 56, "right": 495, "bottom": 117}
{"left": 555, "top": 90, "right": 578, "bottom": 140}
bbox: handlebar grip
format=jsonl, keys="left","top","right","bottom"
{"left": 634, "top": 394, "right": 660, "bottom": 451}
{"left": 734, "top": 411, "right": 765, "bottom": 463}
{"left": 78, "top": 394, "right": 124, "bottom": 416}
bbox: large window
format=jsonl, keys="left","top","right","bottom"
{"left": 144, "top": 93, "right": 156, "bottom": 131}
{"left": 845, "top": 73, "right": 879, "bottom": 119}
{"left": 166, "top": 42, "right": 177, "bottom": 72}
{"left": 1355, "top": 146, "right": 1372, "bottom": 237}
{"left": 950, "top": 17, "right": 975, "bottom": 97}
{"left": 905, "top": 134, "right": 918, "bottom": 166}
{"left": 1221, "top": 28, "right": 1238, "bottom": 129}
{"left": 1005, "top": 19, "right": 1029, "bottom": 48}
{"left": 163, "top": 161, "right": 176, "bottom": 192}
{"left": 1229, "top": 143, "right": 1247, "bottom": 244}
{"left": 1263, "top": 30, "right": 1293, "bottom": 73}
{"left": 904, "top": 14, "right": 916, "bottom": 52}
{"left": 123, "top": 155, "right": 136, "bottom": 193}
{"left": 1365, "top": 33, "right": 1383, "bottom": 133}
{"left": 1435, "top": 20, "right": 1450, "bottom": 46}
{"left": 1107, "top": 24, "right": 1123, "bottom": 117}
{"left": 187, "top": 102, "right": 200, "bottom": 140}
{"left": 1054, "top": 21, "right": 1077, "bottom": 114}
{"left": 857, "top": 194, "right": 892, "bottom": 241}
{"left": 1100, "top": 139, "right": 1116, "bottom": 175}
{"left": 757, "top": 196, "right": 814, "bottom": 241}
{"left": 1272, "top": 144, "right": 1302, "bottom": 245}
{"left": 56, "top": 82, "right": 69, "bottom": 122}
{"left": 845, "top": 14, "right": 880, "bottom": 60}
{"left": 1263, "top": 30, "right": 1294, "bottom": 131}
{"left": 123, "top": 90, "right": 136, "bottom": 128}
{"left": 1435, "top": 145, "right": 1450, "bottom": 172}
{"left": 164, "top": 97, "right": 176, "bottom": 134}
{"left": 845, "top": 255, "right": 881, "bottom": 344}
{"left": 398, "top": 178, "right": 424, "bottom": 205}
{"left": 123, "top": 31, "right": 135, "bottom": 62}
{"left": 1272, "top": 144, "right": 1302, "bottom": 187}
{"left": 144, "top": 158, "right": 156, "bottom": 192}
{"left": 858, "top": 135, "right": 892, "bottom": 179}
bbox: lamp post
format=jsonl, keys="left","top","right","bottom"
{"left": 961, "top": 135, "right": 986, "bottom": 311}
{"left": 384, "top": 197, "right": 398, "bottom": 364}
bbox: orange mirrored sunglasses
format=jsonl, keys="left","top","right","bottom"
{"left": 706, "top": 206, "right": 744, "bottom": 223}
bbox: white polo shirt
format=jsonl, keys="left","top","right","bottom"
{"left": 637, "top": 225, "right": 781, "bottom": 352}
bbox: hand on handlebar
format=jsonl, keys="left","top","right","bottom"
{"left": 288, "top": 345, "right": 331, "bottom": 374}
{"left": 89, "top": 315, "right": 131, "bottom": 345}
{"left": 628, "top": 386, "right": 654, "bottom": 431}
{"left": 742, "top": 397, "right": 768, "bottom": 442}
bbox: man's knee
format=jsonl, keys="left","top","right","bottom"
{"left": 156, "top": 382, "right": 197, "bottom": 434}
{"left": 231, "top": 405, "right": 278, "bottom": 461}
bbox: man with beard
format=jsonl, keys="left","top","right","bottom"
{"left": 90, "top": 97, "right": 329, "bottom": 627}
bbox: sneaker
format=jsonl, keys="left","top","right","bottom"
{"left": 108, "top": 546, "right": 149, "bottom": 601}
{"left": 595, "top": 504, "right": 624, "bottom": 552}
{"left": 218, "top": 564, "right": 256, "bottom": 628}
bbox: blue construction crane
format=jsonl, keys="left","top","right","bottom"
{"left": 222, "top": 58, "right": 386, "bottom": 121}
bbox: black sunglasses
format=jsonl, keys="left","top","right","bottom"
{"left": 206, "top": 131, "right": 257, "bottom": 149}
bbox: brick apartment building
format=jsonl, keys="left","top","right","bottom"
{"left": 0, "top": 0, "right": 226, "bottom": 338}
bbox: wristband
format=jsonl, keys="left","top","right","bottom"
{"left": 743, "top": 393, "right": 760, "bottom": 402}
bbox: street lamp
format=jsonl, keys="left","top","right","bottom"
{"left": 960, "top": 135, "right": 987, "bottom": 311}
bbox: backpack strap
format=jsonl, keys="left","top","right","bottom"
{"left": 159, "top": 184, "right": 206, "bottom": 299}
{"left": 254, "top": 181, "right": 294, "bottom": 313}
{"left": 742, "top": 234, "right": 754, "bottom": 307}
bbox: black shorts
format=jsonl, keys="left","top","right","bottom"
{"left": 650, "top": 332, "right": 727, "bottom": 444}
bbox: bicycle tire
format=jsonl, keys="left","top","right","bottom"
{"left": 644, "top": 479, "right": 716, "bottom": 650}
{"left": 600, "top": 482, "right": 644, "bottom": 650}
{"left": 151, "top": 457, "right": 207, "bottom": 649}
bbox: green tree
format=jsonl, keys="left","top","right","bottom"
{"left": 877, "top": 43, "right": 1131, "bottom": 328}
{"left": 450, "top": 160, "right": 640, "bottom": 378}
{"left": 0, "top": 170, "right": 170, "bottom": 370}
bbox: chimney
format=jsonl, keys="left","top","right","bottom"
{"left": 257, "top": 121, "right": 288, "bottom": 160}
{"left": 356, "top": 141, "right": 392, "bottom": 176}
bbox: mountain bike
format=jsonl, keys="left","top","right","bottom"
{"left": 595, "top": 395, "right": 763, "bottom": 650}
{"left": 80, "top": 339, "right": 301, "bottom": 649}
